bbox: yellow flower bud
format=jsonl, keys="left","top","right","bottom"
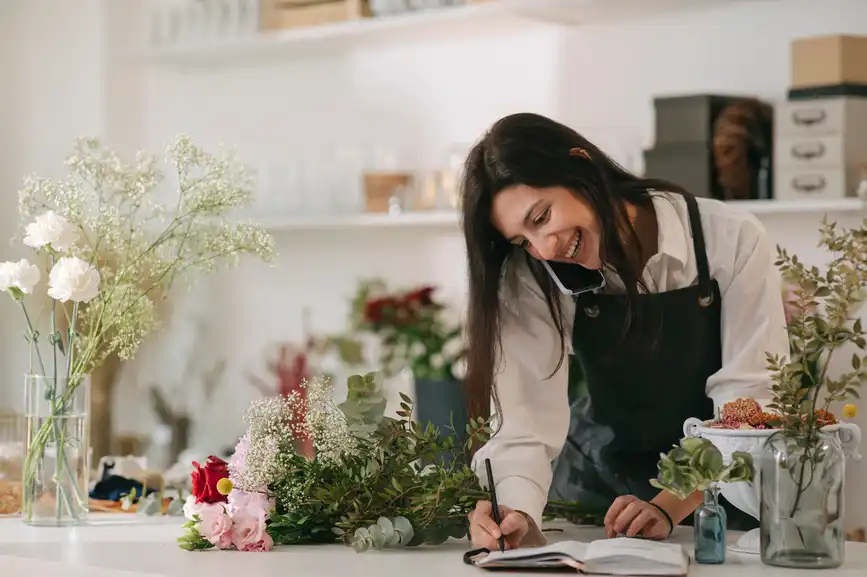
{"left": 842, "top": 404, "right": 858, "bottom": 419}
{"left": 216, "top": 477, "right": 233, "bottom": 496}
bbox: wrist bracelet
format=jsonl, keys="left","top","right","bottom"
{"left": 648, "top": 502, "right": 674, "bottom": 536}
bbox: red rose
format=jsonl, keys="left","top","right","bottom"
{"left": 406, "top": 286, "right": 435, "bottom": 306}
{"left": 190, "top": 455, "right": 229, "bottom": 504}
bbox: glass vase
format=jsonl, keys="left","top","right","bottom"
{"left": 22, "top": 374, "right": 91, "bottom": 526}
{"left": 760, "top": 429, "right": 845, "bottom": 569}
{"left": 0, "top": 409, "right": 24, "bottom": 517}
{"left": 694, "top": 485, "right": 727, "bottom": 564}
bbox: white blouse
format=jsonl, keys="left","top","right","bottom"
{"left": 471, "top": 192, "right": 790, "bottom": 528}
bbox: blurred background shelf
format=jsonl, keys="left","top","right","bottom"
{"left": 128, "top": 2, "right": 527, "bottom": 68}
{"left": 251, "top": 198, "right": 866, "bottom": 232}
{"left": 250, "top": 210, "right": 462, "bottom": 232}
{"left": 128, "top": 0, "right": 765, "bottom": 68}
{"left": 727, "top": 198, "right": 866, "bottom": 215}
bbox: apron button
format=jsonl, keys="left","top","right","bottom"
{"left": 698, "top": 294, "right": 714, "bottom": 307}
{"left": 584, "top": 305, "right": 600, "bottom": 318}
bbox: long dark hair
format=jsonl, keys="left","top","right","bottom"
{"left": 460, "top": 112, "right": 686, "bottom": 422}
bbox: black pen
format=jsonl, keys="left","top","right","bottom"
{"left": 484, "top": 458, "right": 506, "bottom": 553}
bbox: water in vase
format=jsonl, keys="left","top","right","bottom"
{"left": 759, "top": 430, "right": 845, "bottom": 569}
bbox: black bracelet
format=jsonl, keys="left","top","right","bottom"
{"left": 648, "top": 502, "right": 674, "bottom": 536}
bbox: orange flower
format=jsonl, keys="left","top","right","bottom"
{"left": 843, "top": 404, "right": 858, "bottom": 419}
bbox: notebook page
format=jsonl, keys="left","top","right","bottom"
{"left": 479, "top": 540, "right": 589, "bottom": 565}
{"left": 584, "top": 538, "right": 686, "bottom": 573}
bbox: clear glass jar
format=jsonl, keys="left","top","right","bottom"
{"left": 0, "top": 410, "right": 24, "bottom": 516}
{"left": 22, "top": 374, "right": 91, "bottom": 526}
{"left": 760, "top": 429, "right": 845, "bottom": 569}
{"left": 694, "top": 485, "right": 727, "bottom": 564}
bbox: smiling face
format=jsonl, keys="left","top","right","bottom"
{"left": 491, "top": 184, "right": 604, "bottom": 270}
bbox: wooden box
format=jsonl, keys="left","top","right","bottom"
{"left": 363, "top": 172, "right": 414, "bottom": 213}
{"left": 259, "top": 0, "right": 371, "bottom": 31}
{"left": 791, "top": 35, "right": 867, "bottom": 89}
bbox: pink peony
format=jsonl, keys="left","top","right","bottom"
{"left": 197, "top": 504, "right": 234, "bottom": 549}
{"left": 231, "top": 509, "right": 273, "bottom": 552}
{"left": 227, "top": 488, "right": 274, "bottom": 517}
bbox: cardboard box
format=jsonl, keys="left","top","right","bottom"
{"left": 259, "top": 0, "right": 371, "bottom": 31}
{"left": 363, "top": 172, "right": 414, "bottom": 213}
{"left": 791, "top": 35, "right": 867, "bottom": 89}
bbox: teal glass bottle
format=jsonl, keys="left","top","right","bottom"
{"left": 694, "top": 485, "right": 727, "bottom": 564}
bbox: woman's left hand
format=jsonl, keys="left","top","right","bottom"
{"left": 603, "top": 495, "right": 672, "bottom": 540}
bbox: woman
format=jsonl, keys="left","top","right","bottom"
{"left": 461, "top": 113, "right": 789, "bottom": 550}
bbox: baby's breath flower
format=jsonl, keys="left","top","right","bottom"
{"left": 10, "top": 135, "right": 276, "bottom": 378}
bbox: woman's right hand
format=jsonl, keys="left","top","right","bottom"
{"left": 468, "top": 501, "right": 544, "bottom": 550}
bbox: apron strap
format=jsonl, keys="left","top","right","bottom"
{"left": 681, "top": 192, "right": 715, "bottom": 307}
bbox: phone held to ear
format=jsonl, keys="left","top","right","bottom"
{"left": 541, "top": 260, "right": 606, "bottom": 297}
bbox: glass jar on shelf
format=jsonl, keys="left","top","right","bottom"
{"left": 0, "top": 409, "right": 24, "bottom": 517}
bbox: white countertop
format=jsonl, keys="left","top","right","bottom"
{"left": 1, "top": 514, "right": 866, "bottom": 576}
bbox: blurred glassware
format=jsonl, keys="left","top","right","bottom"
{"left": 0, "top": 409, "right": 24, "bottom": 517}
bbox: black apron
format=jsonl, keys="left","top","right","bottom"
{"left": 549, "top": 192, "right": 757, "bottom": 531}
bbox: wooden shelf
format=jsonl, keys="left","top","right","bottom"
{"left": 508, "top": 0, "right": 766, "bottom": 26}
{"left": 250, "top": 198, "right": 865, "bottom": 232}
{"left": 127, "top": 3, "right": 528, "bottom": 69}
{"left": 252, "top": 210, "right": 462, "bottom": 232}
{"left": 127, "top": 0, "right": 766, "bottom": 68}
{"left": 727, "top": 198, "right": 865, "bottom": 216}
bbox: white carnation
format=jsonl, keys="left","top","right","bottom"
{"left": 441, "top": 336, "right": 464, "bottom": 360}
{"left": 409, "top": 342, "right": 425, "bottom": 359}
{"left": 23, "top": 211, "right": 79, "bottom": 252}
{"left": 48, "top": 257, "right": 100, "bottom": 303}
{"left": 429, "top": 353, "right": 445, "bottom": 370}
{"left": 182, "top": 494, "right": 205, "bottom": 521}
{"left": 0, "top": 259, "right": 41, "bottom": 295}
{"left": 451, "top": 356, "right": 467, "bottom": 381}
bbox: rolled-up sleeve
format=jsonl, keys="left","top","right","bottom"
{"left": 705, "top": 215, "right": 790, "bottom": 410}
{"left": 471, "top": 262, "right": 571, "bottom": 528}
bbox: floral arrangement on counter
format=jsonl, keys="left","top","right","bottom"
{"left": 177, "top": 371, "right": 607, "bottom": 552}
{"left": 351, "top": 279, "right": 465, "bottom": 381}
{"left": 0, "top": 135, "right": 275, "bottom": 523}
{"left": 178, "top": 371, "right": 493, "bottom": 552}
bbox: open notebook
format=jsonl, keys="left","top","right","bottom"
{"left": 463, "top": 537, "right": 690, "bottom": 575}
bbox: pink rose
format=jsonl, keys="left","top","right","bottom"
{"left": 197, "top": 503, "right": 233, "bottom": 549}
{"left": 231, "top": 509, "right": 273, "bottom": 552}
{"left": 227, "top": 488, "right": 273, "bottom": 517}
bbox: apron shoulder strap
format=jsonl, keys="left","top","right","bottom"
{"left": 680, "top": 192, "right": 715, "bottom": 307}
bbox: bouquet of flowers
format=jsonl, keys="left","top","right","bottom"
{"left": 178, "top": 372, "right": 493, "bottom": 552}
{"left": 350, "top": 280, "right": 464, "bottom": 381}
{"left": 0, "top": 135, "right": 275, "bottom": 524}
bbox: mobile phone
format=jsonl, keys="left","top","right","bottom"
{"left": 541, "top": 259, "right": 606, "bottom": 297}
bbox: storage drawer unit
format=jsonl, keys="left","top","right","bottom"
{"left": 773, "top": 96, "right": 867, "bottom": 200}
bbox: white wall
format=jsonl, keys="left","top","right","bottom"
{"left": 1, "top": 0, "right": 866, "bottom": 528}
{"left": 0, "top": 0, "right": 108, "bottom": 409}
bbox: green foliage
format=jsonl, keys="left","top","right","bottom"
{"left": 177, "top": 518, "right": 216, "bottom": 551}
{"left": 650, "top": 437, "right": 754, "bottom": 500}
{"left": 766, "top": 219, "right": 867, "bottom": 442}
{"left": 264, "top": 372, "right": 493, "bottom": 552}
{"left": 764, "top": 218, "right": 867, "bottom": 514}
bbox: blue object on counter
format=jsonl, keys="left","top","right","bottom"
{"left": 694, "top": 485, "right": 727, "bottom": 564}
{"left": 89, "top": 474, "right": 157, "bottom": 502}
